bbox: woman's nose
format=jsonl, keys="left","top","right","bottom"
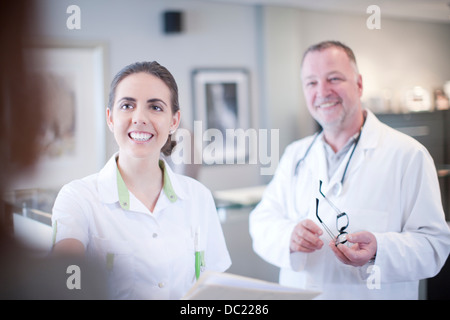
{"left": 132, "top": 107, "right": 147, "bottom": 125}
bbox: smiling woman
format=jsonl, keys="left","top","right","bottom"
{"left": 107, "top": 62, "right": 181, "bottom": 156}
{"left": 107, "top": 71, "right": 179, "bottom": 162}
{"left": 51, "top": 61, "right": 231, "bottom": 300}
{"left": 101, "top": 64, "right": 182, "bottom": 214}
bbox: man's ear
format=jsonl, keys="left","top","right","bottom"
{"left": 357, "top": 74, "right": 363, "bottom": 97}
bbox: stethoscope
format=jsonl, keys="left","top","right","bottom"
{"left": 293, "top": 126, "right": 363, "bottom": 197}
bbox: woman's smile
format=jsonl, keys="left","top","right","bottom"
{"left": 128, "top": 131, "right": 154, "bottom": 143}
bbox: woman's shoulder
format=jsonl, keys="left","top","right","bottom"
{"left": 57, "top": 172, "right": 100, "bottom": 200}
{"left": 172, "top": 172, "right": 211, "bottom": 196}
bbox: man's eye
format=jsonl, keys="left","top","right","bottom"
{"left": 329, "top": 77, "right": 342, "bottom": 82}
{"left": 306, "top": 81, "right": 317, "bottom": 87}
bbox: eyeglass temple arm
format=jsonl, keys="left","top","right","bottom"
{"left": 315, "top": 198, "right": 336, "bottom": 241}
{"left": 319, "top": 180, "right": 343, "bottom": 216}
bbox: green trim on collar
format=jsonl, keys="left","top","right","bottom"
{"left": 115, "top": 160, "right": 178, "bottom": 210}
{"left": 116, "top": 167, "right": 130, "bottom": 210}
{"left": 159, "top": 160, "right": 178, "bottom": 203}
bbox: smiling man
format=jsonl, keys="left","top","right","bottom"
{"left": 301, "top": 42, "right": 364, "bottom": 152}
{"left": 249, "top": 40, "right": 450, "bottom": 299}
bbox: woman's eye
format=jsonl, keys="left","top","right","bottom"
{"left": 120, "top": 103, "right": 133, "bottom": 110}
{"left": 151, "top": 105, "right": 163, "bottom": 111}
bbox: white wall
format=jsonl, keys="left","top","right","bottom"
{"left": 260, "top": 6, "right": 450, "bottom": 154}
{"left": 31, "top": 0, "right": 450, "bottom": 192}
{"left": 24, "top": 1, "right": 450, "bottom": 284}
{"left": 33, "top": 0, "right": 264, "bottom": 191}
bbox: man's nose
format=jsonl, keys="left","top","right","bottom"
{"left": 316, "top": 81, "right": 332, "bottom": 98}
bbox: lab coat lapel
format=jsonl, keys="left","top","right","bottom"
{"left": 98, "top": 153, "right": 121, "bottom": 205}
{"left": 321, "top": 110, "right": 380, "bottom": 196}
{"left": 327, "top": 110, "right": 380, "bottom": 194}
{"left": 343, "top": 110, "right": 380, "bottom": 179}
{"left": 312, "top": 135, "right": 331, "bottom": 194}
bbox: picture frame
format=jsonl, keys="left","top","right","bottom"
{"left": 192, "top": 68, "right": 250, "bottom": 164}
{"left": 15, "top": 40, "right": 107, "bottom": 189}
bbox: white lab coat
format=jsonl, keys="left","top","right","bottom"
{"left": 249, "top": 110, "right": 450, "bottom": 299}
{"left": 53, "top": 154, "right": 231, "bottom": 299}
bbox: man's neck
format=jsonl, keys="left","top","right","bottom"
{"left": 323, "top": 110, "right": 365, "bottom": 153}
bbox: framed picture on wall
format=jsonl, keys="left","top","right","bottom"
{"left": 14, "top": 40, "right": 107, "bottom": 190}
{"left": 192, "top": 68, "right": 250, "bottom": 164}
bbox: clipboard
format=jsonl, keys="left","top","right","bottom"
{"left": 182, "top": 271, "right": 320, "bottom": 300}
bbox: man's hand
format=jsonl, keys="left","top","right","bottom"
{"left": 330, "top": 231, "right": 377, "bottom": 267}
{"left": 290, "top": 219, "right": 324, "bottom": 253}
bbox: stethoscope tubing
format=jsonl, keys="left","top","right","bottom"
{"left": 293, "top": 128, "right": 362, "bottom": 187}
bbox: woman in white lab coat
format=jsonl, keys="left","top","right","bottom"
{"left": 52, "top": 61, "right": 231, "bottom": 299}
{"left": 249, "top": 41, "right": 450, "bottom": 299}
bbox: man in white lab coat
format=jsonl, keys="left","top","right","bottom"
{"left": 249, "top": 41, "right": 450, "bottom": 299}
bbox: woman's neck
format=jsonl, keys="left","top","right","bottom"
{"left": 116, "top": 152, "right": 163, "bottom": 212}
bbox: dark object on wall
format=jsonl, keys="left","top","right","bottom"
{"left": 163, "top": 11, "right": 183, "bottom": 34}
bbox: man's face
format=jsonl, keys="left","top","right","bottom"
{"left": 301, "top": 47, "right": 363, "bottom": 132}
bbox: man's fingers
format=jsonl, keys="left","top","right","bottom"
{"left": 347, "top": 232, "right": 372, "bottom": 244}
{"left": 331, "top": 236, "right": 376, "bottom": 267}
{"left": 290, "top": 219, "right": 324, "bottom": 253}
{"left": 301, "top": 219, "right": 323, "bottom": 236}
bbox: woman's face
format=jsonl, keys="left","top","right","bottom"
{"left": 106, "top": 72, "right": 180, "bottom": 160}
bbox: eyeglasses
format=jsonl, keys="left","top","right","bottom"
{"left": 315, "top": 180, "right": 349, "bottom": 246}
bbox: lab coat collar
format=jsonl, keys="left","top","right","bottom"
{"left": 97, "top": 153, "right": 187, "bottom": 209}
{"left": 315, "top": 109, "right": 380, "bottom": 195}
{"left": 358, "top": 109, "right": 380, "bottom": 150}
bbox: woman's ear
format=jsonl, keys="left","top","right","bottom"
{"left": 170, "top": 110, "right": 181, "bottom": 133}
{"left": 106, "top": 108, "right": 114, "bottom": 132}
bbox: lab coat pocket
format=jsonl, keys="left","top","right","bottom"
{"left": 187, "top": 227, "right": 206, "bottom": 285}
{"left": 91, "top": 236, "right": 135, "bottom": 299}
{"left": 348, "top": 209, "right": 389, "bottom": 234}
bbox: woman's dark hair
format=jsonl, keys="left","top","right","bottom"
{"left": 107, "top": 61, "right": 179, "bottom": 156}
